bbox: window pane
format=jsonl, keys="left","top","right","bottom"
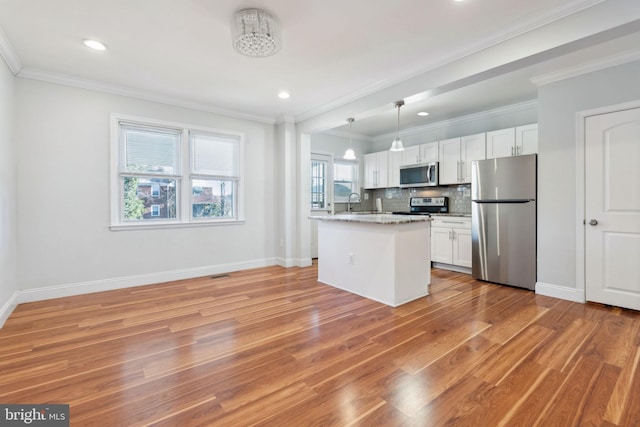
{"left": 311, "top": 160, "right": 326, "bottom": 209}
{"left": 191, "top": 132, "right": 239, "bottom": 176}
{"left": 123, "top": 125, "right": 180, "bottom": 174}
{"left": 192, "top": 179, "right": 235, "bottom": 218}
{"left": 333, "top": 161, "right": 358, "bottom": 202}
{"left": 122, "top": 176, "right": 177, "bottom": 221}
{"left": 334, "top": 181, "right": 354, "bottom": 199}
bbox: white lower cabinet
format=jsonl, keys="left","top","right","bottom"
{"left": 430, "top": 217, "right": 472, "bottom": 269}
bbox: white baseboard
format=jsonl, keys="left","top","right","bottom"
{"left": 276, "top": 257, "right": 313, "bottom": 268}
{"left": 535, "top": 281, "right": 585, "bottom": 303}
{"left": 431, "top": 262, "right": 472, "bottom": 274}
{"left": 0, "top": 291, "right": 19, "bottom": 328}
{"left": 17, "top": 257, "right": 279, "bottom": 305}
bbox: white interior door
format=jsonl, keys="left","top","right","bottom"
{"left": 585, "top": 107, "right": 640, "bottom": 310}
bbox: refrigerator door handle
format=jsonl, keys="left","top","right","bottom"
{"left": 472, "top": 199, "right": 535, "bottom": 204}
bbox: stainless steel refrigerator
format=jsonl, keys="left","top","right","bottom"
{"left": 471, "top": 154, "right": 537, "bottom": 290}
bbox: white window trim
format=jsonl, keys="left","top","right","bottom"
{"left": 110, "top": 113, "right": 245, "bottom": 230}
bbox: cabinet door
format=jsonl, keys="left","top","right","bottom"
{"left": 515, "top": 124, "right": 538, "bottom": 156}
{"left": 460, "top": 133, "right": 486, "bottom": 183}
{"left": 401, "top": 146, "right": 421, "bottom": 166}
{"left": 438, "top": 137, "right": 461, "bottom": 185}
{"left": 486, "top": 128, "right": 516, "bottom": 159}
{"left": 420, "top": 142, "right": 438, "bottom": 163}
{"left": 431, "top": 227, "right": 453, "bottom": 264}
{"left": 387, "top": 151, "right": 402, "bottom": 187}
{"left": 376, "top": 151, "right": 389, "bottom": 188}
{"left": 364, "top": 153, "right": 378, "bottom": 189}
{"left": 452, "top": 227, "right": 472, "bottom": 267}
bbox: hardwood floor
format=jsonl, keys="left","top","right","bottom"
{"left": 1, "top": 264, "right": 639, "bottom": 426}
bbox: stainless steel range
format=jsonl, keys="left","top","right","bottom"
{"left": 393, "top": 197, "right": 449, "bottom": 215}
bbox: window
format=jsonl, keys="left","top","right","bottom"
{"left": 111, "top": 115, "right": 244, "bottom": 229}
{"left": 333, "top": 160, "right": 358, "bottom": 203}
{"left": 190, "top": 131, "right": 239, "bottom": 219}
{"left": 311, "top": 154, "right": 330, "bottom": 210}
{"left": 310, "top": 154, "right": 360, "bottom": 209}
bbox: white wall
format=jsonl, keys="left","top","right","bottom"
{"left": 0, "top": 56, "right": 17, "bottom": 324}
{"left": 537, "top": 60, "right": 640, "bottom": 291}
{"left": 15, "top": 79, "right": 277, "bottom": 295}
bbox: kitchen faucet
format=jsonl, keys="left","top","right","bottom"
{"left": 347, "top": 192, "right": 360, "bottom": 212}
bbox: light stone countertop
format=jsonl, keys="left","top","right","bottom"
{"left": 309, "top": 213, "right": 431, "bottom": 224}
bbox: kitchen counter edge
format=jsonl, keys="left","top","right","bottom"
{"left": 309, "top": 214, "right": 432, "bottom": 225}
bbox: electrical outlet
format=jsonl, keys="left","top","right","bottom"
{"left": 364, "top": 193, "right": 369, "bottom": 200}
{"left": 348, "top": 253, "right": 354, "bottom": 264}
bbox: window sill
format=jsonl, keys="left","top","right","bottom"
{"left": 110, "top": 219, "right": 245, "bottom": 231}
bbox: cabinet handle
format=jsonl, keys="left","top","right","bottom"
{"left": 448, "top": 230, "right": 452, "bottom": 240}
{"left": 511, "top": 146, "right": 515, "bottom": 156}
{"left": 459, "top": 160, "right": 465, "bottom": 182}
{"left": 442, "top": 220, "right": 465, "bottom": 224}
{"left": 452, "top": 230, "right": 456, "bottom": 240}
{"left": 516, "top": 145, "right": 521, "bottom": 155}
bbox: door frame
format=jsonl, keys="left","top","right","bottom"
{"left": 575, "top": 99, "right": 640, "bottom": 301}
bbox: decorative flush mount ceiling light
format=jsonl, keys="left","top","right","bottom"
{"left": 232, "top": 9, "right": 282, "bottom": 57}
{"left": 344, "top": 118, "right": 356, "bottom": 160}
{"left": 389, "top": 100, "right": 405, "bottom": 152}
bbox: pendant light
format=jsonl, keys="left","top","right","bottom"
{"left": 344, "top": 118, "right": 356, "bottom": 160}
{"left": 389, "top": 100, "right": 405, "bottom": 152}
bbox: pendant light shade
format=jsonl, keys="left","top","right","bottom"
{"left": 389, "top": 100, "right": 405, "bottom": 152}
{"left": 344, "top": 118, "right": 356, "bottom": 160}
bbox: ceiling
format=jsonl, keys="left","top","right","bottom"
{"left": 0, "top": 0, "right": 639, "bottom": 137}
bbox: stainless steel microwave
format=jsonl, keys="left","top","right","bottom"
{"left": 399, "top": 162, "right": 438, "bottom": 187}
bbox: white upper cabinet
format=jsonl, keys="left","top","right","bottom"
{"left": 461, "top": 133, "right": 486, "bottom": 183}
{"left": 486, "top": 127, "right": 516, "bottom": 159}
{"left": 515, "top": 124, "right": 538, "bottom": 156}
{"left": 439, "top": 133, "right": 485, "bottom": 185}
{"left": 486, "top": 124, "right": 538, "bottom": 159}
{"left": 439, "top": 137, "right": 462, "bottom": 185}
{"left": 401, "top": 142, "right": 438, "bottom": 166}
{"left": 420, "top": 142, "right": 439, "bottom": 163}
{"left": 387, "top": 151, "right": 402, "bottom": 187}
{"left": 401, "top": 146, "right": 421, "bottom": 166}
{"left": 364, "top": 151, "right": 389, "bottom": 189}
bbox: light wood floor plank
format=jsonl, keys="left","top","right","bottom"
{"left": 1, "top": 263, "right": 639, "bottom": 426}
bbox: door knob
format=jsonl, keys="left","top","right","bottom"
{"left": 589, "top": 219, "right": 598, "bottom": 226}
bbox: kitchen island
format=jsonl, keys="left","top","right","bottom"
{"left": 310, "top": 214, "right": 431, "bottom": 307}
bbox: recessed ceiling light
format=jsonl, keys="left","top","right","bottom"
{"left": 417, "top": 111, "right": 430, "bottom": 117}
{"left": 83, "top": 39, "right": 108, "bottom": 51}
{"left": 278, "top": 91, "right": 290, "bottom": 99}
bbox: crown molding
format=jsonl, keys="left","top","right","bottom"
{"left": 0, "top": 25, "right": 22, "bottom": 74}
{"left": 295, "top": 0, "right": 605, "bottom": 123}
{"left": 275, "top": 115, "right": 296, "bottom": 125}
{"left": 373, "top": 99, "right": 538, "bottom": 142}
{"left": 17, "top": 67, "right": 276, "bottom": 125}
{"left": 530, "top": 48, "right": 640, "bottom": 86}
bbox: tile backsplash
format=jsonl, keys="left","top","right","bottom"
{"left": 356, "top": 184, "right": 472, "bottom": 214}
